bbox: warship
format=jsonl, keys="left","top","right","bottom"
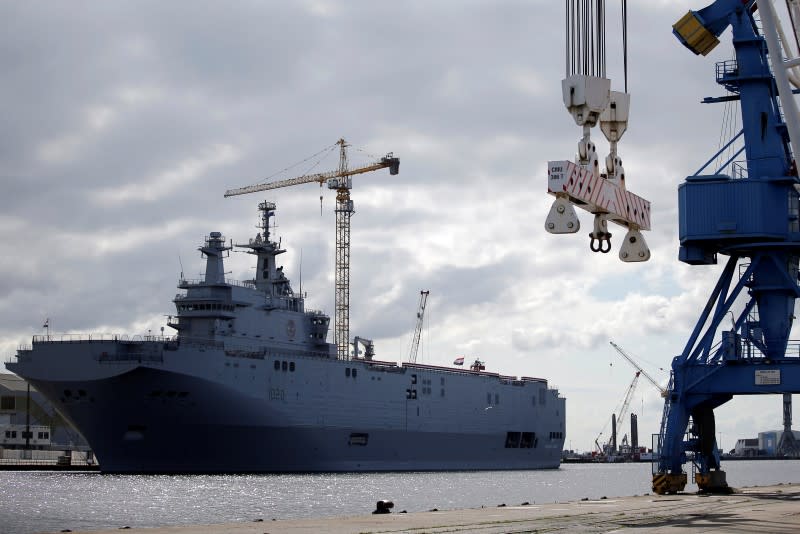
{"left": 6, "top": 202, "right": 566, "bottom": 473}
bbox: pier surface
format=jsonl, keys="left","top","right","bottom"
{"left": 61, "top": 483, "right": 800, "bottom": 533}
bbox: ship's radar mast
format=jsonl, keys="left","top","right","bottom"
{"left": 235, "top": 201, "right": 293, "bottom": 297}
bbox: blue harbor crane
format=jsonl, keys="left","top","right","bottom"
{"left": 653, "top": 0, "right": 800, "bottom": 494}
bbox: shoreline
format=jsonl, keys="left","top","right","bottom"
{"left": 53, "top": 482, "right": 800, "bottom": 534}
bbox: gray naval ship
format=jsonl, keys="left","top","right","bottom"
{"left": 7, "top": 202, "right": 566, "bottom": 473}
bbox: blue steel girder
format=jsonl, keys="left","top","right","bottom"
{"left": 660, "top": 0, "right": 800, "bottom": 483}
{"left": 679, "top": 361, "right": 800, "bottom": 395}
{"left": 682, "top": 252, "right": 800, "bottom": 366}
{"left": 661, "top": 246, "right": 800, "bottom": 475}
{"left": 658, "top": 388, "right": 731, "bottom": 474}
{"left": 660, "top": 359, "right": 800, "bottom": 474}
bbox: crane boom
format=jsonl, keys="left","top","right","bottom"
{"left": 224, "top": 156, "right": 399, "bottom": 197}
{"left": 594, "top": 370, "right": 640, "bottom": 456}
{"left": 616, "top": 372, "right": 640, "bottom": 428}
{"left": 610, "top": 340, "right": 666, "bottom": 397}
{"left": 408, "top": 290, "right": 430, "bottom": 363}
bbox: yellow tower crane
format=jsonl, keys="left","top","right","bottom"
{"left": 224, "top": 139, "right": 400, "bottom": 360}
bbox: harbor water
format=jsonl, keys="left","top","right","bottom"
{"left": 1, "top": 460, "right": 798, "bottom": 534}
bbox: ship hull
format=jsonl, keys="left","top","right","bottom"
{"left": 25, "top": 366, "right": 562, "bottom": 473}
{"left": 12, "top": 342, "right": 565, "bottom": 474}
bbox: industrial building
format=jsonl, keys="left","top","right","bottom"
{"left": 732, "top": 431, "right": 800, "bottom": 457}
{"left": 733, "top": 438, "right": 760, "bottom": 457}
{"left": 0, "top": 373, "right": 87, "bottom": 450}
{"left": 759, "top": 430, "right": 800, "bottom": 456}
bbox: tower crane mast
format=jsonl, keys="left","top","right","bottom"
{"left": 224, "top": 139, "right": 400, "bottom": 360}
{"left": 408, "top": 290, "right": 430, "bottom": 363}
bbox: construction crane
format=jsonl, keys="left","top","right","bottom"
{"left": 610, "top": 341, "right": 666, "bottom": 397}
{"left": 648, "top": 0, "right": 800, "bottom": 494}
{"left": 225, "top": 139, "right": 399, "bottom": 359}
{"left": 408, "top": 290, "right": 430, "bottom": 363}
{"left": 611, "top": 371, "right": 640, "bottom": 455}
{"left": 594, "top": 371, "right": 640, "bottom": 457}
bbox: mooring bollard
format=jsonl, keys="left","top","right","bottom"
{"left": 373, "top": 500, "right": 394, "bottom": 514}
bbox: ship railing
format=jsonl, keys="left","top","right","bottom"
{"left": 264, "top": 295, "right": 301, "bottom": 311}
{"left": 5, "top": 354, "right": 25, "bottom": 364}
{"left": 521, "top": 376, "right": 548, "bottom": 384}
{"left": 179, "top": 278, "right": 257, "bottom": 289}
{"left": 32, "top": 334, "right": 177, "bottom": 344}
{"left": 402, "top": 361, "right": 502, "bottom": 378}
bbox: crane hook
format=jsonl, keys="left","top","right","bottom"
{"left": 589, "top": 214, "right": 612, "bottom": 253}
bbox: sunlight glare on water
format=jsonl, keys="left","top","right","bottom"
{"left": 0, "top": 461, "right": 797, "bottom": 534}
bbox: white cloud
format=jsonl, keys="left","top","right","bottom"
{"left": 91, "top": 143, "right": 242, "bottom": 204}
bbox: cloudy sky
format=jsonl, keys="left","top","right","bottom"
{"left": 2, "top": 0, "right": 798, "bottom": 456}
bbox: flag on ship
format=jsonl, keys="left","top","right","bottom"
{"left": 43, "top": 318, "right": 49, "bottom": 329}
{"left": 453, "top": 356, "right": 464, "bottom": 365}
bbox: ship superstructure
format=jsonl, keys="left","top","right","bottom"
{"left": 7, "top": 202, "right": 565, "bottom": 473}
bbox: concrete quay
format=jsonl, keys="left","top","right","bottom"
{"left": 62, "top": 483, "right": 800, "bottom": 534}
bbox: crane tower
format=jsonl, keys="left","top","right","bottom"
{"left": 408, "top": 290, "right": 430, "bottom": 363}
{"left": 224, "top": 139, "right": 400, "bottom": 359}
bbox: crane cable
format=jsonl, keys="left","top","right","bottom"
{"left": 566, "top": 0, "right": 607, "bottom": 77}
{"left": 565, "top": 0, "right": 632, "bottom": 91}
{"left": 622, "top": 0, "right": 628, "bottom": 93}
{"left": 254, "top": 142, "right": 339, "bottom": 186}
